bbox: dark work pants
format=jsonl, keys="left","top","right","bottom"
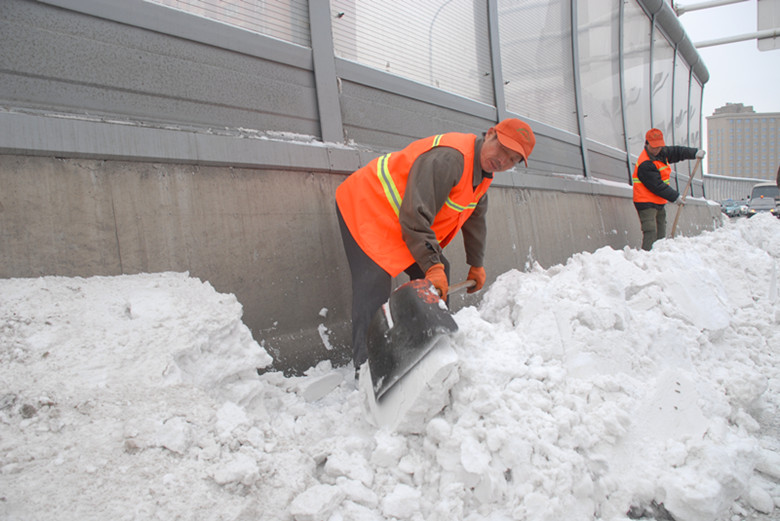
{"left": 637, "top": 205, "right": 667, "bottom": 251}
{"left": 336, "top": 204, "right": 449, "bottom": 371}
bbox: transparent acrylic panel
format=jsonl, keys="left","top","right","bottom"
{"left": 331, "top": 0, "right": 494, "bottom": 104}
{"left": 688, "top": 79, "right": 704, "bottom": 195}
{"left": 651, "top": 28, "right": 674, "bottom": 142}
{"left": 689, "top": 78, "right": 702, "bottom": 149}
{"left": 497, "top": 0, "right": 578, "bottom": 134}
{"left": 672, "top": 55, "right": 691, "bottom": 178}
{"left": 144, "top": 0, "right": 311, "bottom": 46}
{"left": 577, "top": 2, "right": 623, "bottom": 150}
{"left": 673, "top": 56, "right": 690, "bottom": 145}
{"left": 622, "top": 1, "right": 651, "bottom": 156}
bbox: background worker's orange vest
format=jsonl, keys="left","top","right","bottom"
{"left": 632, "top": 149, "right": 671, "bottom": 204}
{"left": 336, "top": 133, "right": 491, "bottom": 276}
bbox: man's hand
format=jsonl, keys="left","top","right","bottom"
{"left": 673, "top": 196, "right": 685, "bottom": 205}
{"left": 425, "top": 263, "right": 448, "bottom": 300}
{"left": 466, "top": 266, "right": 486, "bottom": 293}
{"left": 696, "top": 149, "right": 706, "bottom": 159}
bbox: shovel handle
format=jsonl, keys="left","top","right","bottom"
{"left": 670, "top": 155, "right": 703, "bottom": 238}
{"left": 450, "top": 279, "right": 477, "bottom": 294}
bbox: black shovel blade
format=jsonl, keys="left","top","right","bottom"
{"left": 367, "top": 279, "right": 458, "bottom": 401}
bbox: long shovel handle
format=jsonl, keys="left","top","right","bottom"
{"left": 450, "top": 279, "right": 477, "bottom": 294}
{"left": 670, "top": 155, "right": 703, "bottom": 238}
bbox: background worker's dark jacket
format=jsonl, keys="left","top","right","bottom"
{"left": 633, "top": 145, "right": 697, "bottom": 211}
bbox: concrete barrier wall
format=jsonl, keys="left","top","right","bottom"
{"left": 0, "top": 152, "right": 723, "bottom": 374}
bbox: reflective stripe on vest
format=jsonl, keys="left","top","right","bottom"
{"left": 377, "top": 153, "right": 401, "bottom": 215}
{"left": 632, "top": 164, "right": 670, "bottom": 185}
{"left": 377, "top": 134, "right": 476, "bottom": 217}
{"left": 445, "top": 198, "right": 478, "bottom": 212}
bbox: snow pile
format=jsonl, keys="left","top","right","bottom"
{"left": 1, "top": 214, "right": 779, "bottom": 521}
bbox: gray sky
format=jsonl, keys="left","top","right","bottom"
{"left": 676, "top": 0, "right": 780, "bottom": 119}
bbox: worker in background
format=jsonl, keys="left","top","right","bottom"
{"left": 335, "top": 118, "right": 535, "bottom": 374}
{"left": 632, "top": 128, "right": 705, "bottom": 250}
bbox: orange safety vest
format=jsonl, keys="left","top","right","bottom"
{"left": 336, "top": 132, "right": 491, "bottom": 277}
{"left": 632, "top": 148, "right": 671, "bottom": 204}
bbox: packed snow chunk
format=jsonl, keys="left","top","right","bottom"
{"left": 460, "top": 434, "right": 491, "bottom": 474}
{"left": 362, "top": 336, "right": 459, "bottom": 434}
{"left": 323, "top": 449, "right": 374, "bottom": 486}
{"left": 289, "top": 484, "right": 345, "bottom": 521}
{"left": 662, "top": 439, "right": 757, "bottom": 521}
{"left": 663, "top": 473, "right": 726, "bottom": 521}
{"left": 156, "top": 416, "right": 193, "bottom": 454}
{"left": 633, "top": 369, "right": 709, "bottom": 440}
{"left": 122, "top": 416, "right": 192, "bottom": 454}
{"left": 370, "top": 431, "right": 407, "bottom": 467}
{"left": 425, "top": 417, "right": 452, "bottom": 444}
{"left": 336, "top": 476, "right": 380, "bottom": 509}
{"left": 746, "top": 481, "right": 775, "bottom": 514}
{"left": 170, "top": 282, "right": 273, "bottom": 394}
{"left": 215, "top": 401, "right": 250, "bottom": 441}
{"left": 755, "top": 448, "right": 780, "bottom": 480}
{"left": 300, "top": 372, "right": 343, "bottom": 402}
{"left": 659, "top": 250, "right": 733, "bottom": 331}
{"left": 210, "top": 451, "right": 260, "bottom": 486}
{"left": 381, "top": 483, "right": 422, "bottom": 519}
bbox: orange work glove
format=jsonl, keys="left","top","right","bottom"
{"left": 467, "top": 266, "right": 486, "bottom": 293}
{"left": 425, "top": 263, "right": 449, "bottom": 300}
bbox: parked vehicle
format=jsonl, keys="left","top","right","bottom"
{"left": 720, "top": 199, "right": 742, "bottom": 218}
{"left": 746, "top": 182, "right": 780, "bottom": 218}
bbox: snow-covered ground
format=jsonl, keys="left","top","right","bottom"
{"left": 1, "top": 213, "right": 779, "bottom": 521}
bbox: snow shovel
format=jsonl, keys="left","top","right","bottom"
{"left": 366, "top": 278, "right": 475, "bottom": 401}
{"left": 670, "top": 155, "right": 703, "bottom": 238}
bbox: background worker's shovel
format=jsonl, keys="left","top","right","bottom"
{"left": 366, "top": 278, "right": 475, "bottom": 401}
{"left": 670, "top": 155, "right": 703, "bottom": 238}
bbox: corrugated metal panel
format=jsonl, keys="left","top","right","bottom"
{"left": 578, "top": 2, "right": 623, "bottom": 151}
{"left": 0, "top": 0, "right": 320, "bottom": 137}
{"left": 651, "top": 27, "right": 675, "bottom": 140}
{"left": 623, "top": 0, "right": 652, "bottom": 154}
{"left": 689, "top": 78, "right": 702, "bottom": 148}
{"left": 144, "top": 0, "right": 311, "bottom": 47}
{"left": 330, "top": 0, "right": 494, "bottom": 104}
{"left": 673, "top": 55, "right": 691, "bottom": 178}
{"left": 497, "top": 0, "right": 578, "bottom": 134}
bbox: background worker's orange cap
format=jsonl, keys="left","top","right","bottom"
{"left": 645, "top": 128, "right": 666, "bottom": 147}
{"left": 495, "top": 118, "right": 535, "bottom": 166}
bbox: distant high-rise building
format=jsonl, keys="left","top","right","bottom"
{"left": 707, "top": 103, "right": 780, "bottom": 180}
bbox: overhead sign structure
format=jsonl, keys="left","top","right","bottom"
{"left": 758, "top": 0, "right": 780, "bottom": 50}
